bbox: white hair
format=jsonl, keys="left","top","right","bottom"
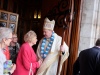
{"left": 0, "top": 27, "right": 12, "bottom": 42}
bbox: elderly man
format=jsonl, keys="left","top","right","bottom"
{"left": 36, "top": 18, "right": 69, "bottom": 75}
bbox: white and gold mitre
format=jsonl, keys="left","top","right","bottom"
{"left": 43, "top": 17, "right": 55, "bottom": 30}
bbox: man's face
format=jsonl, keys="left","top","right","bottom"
{"left": 43, "top": 29, "right": 52, "bottom": 39}
{"left": 12, "top": 35, "right": 18, "bottom": 43}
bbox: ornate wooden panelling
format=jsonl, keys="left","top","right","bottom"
{"left": 45, "top": 0, "right": 70, "bottom": 28}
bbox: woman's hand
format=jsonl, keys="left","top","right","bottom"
{"left": 10, "top": 64, "right": 16, "bottom": 74}
{"left": 38, "top": 59, "right": 43, "bottom": 67}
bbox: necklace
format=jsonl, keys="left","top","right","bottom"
{"left": 40, "top": 32, "right": 54, "bottom": 59}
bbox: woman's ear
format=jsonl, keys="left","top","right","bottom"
{"left": 2, "top": 38, "right": 6, "bottom": 44}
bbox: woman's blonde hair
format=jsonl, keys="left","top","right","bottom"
{"left": 24, "top": 30, "right": 37, "bottom": 43}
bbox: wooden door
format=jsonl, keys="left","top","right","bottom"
{"left": 41, "top": 0, "right": 83, "bottom": 75}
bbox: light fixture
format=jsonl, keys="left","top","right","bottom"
{"left": 38, "top": 10, "right": 41, "bottom": 19}
{"left": 34, "top": 10, "right": 41, "bottom": 19}
{"left": 34, "top": 10, "right": 37, "bottom": 19}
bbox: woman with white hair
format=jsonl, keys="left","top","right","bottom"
{"left": 0, "top": 27, "right": 16, "bottom": 75}
{"left": 13, "top": 30, "right": 42, "bottom": 75}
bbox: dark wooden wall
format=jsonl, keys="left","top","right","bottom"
{"left": 0, "top": 0, "right": 83, "bottom": 75}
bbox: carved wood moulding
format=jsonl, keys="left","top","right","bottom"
{"left": 45, "top": 0, "right": 71, "bottom": 27}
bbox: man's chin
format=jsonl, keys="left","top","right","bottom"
{"left": 44, "top": 36, "right": 49, "bottom": 38}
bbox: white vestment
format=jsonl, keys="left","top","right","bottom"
{"left": 36, "top": 33, "right": 69, "bottom": 75}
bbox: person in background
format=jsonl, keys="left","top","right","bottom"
{"left": 13, "top": 30, "right": 42, "bottom": 75}
{"left": 73, "top": 38, "right": 100, "bottom": 75}
{"left": 36, "top": 17, "right": 69, "bottom": 75}
{"left": 9, "top": 33, "right": 20, "bottom": 63}
{"left": 0, "top": 27, "right": 16, "bottom": 75}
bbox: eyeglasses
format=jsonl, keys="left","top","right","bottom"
{"left": 12, "top": 37, "right": 17, "bottom": 38}
{"left": 12, "top": 37, "right": 17, "bottom": 39}
{"left": 7, "top": 38, "right": 12, "bottom": 40}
